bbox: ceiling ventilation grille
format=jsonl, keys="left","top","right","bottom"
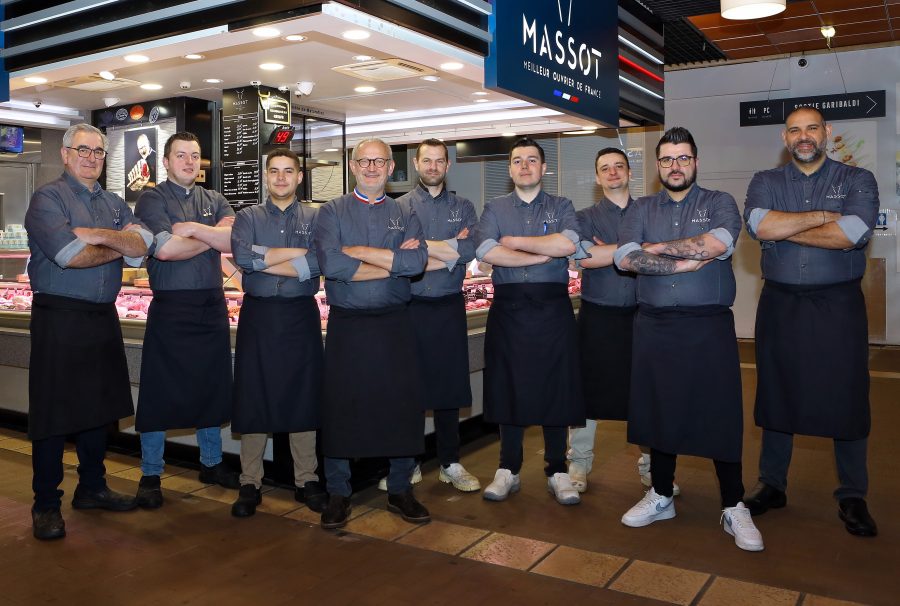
{"left": 332, "top": 59, "right": 437, "bottom": 82}
{"left": 55, "top": 75, "right": 143, "bottom": 91}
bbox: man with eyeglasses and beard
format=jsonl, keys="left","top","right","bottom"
{"left": 614, "top": 127, "right": 763, "bottom": 552}
{"left": 743, "top": 106, "right": 879, "bottom": 537}
{"left": 314, "top": 138, "right": 429, "bottom": 529}
{"left": 25, "top": 123, "right": 152, "bottom": 540}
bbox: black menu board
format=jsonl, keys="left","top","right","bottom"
{"left": 222, "top": 86, "right": 260, "bottom": 205}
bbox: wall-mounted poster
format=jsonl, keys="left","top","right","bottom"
{"left": 826, "top": 120, "right": 876, "bottom": 173}
{"left": 124, "top": 127, "right": 157, "bottom": 201}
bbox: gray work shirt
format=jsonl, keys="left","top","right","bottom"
{"left": 397, "top": 183, "right": 477, "bottom": 298}
{"left": 231, "top": 197, "right": 320, "bottom": 298}
{"left": 614, "top": 185, "right": 741, "bottom": 307}
{"left": 743, "top": 158, "right": 879, "bottom": 285}
{"left": 134, "top": 179, "right": 235, "bottom": 291}
{"left": 474, "top": 190, "right": 580, "bottom": 285}
{"left": 24, "top": 172, "right": 151, "bottom": 303}
{"left": 577, "top": 198, "right": 636, "bottom": 307}
{"left": 314, "top": 192, "right": 427, "bottom": 310}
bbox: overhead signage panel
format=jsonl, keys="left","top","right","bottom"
{"left": 485, "top": 0, "right": 619, "bottom": 127}
{"left": 740, "top": 91, "right": 886, "bottom": 127}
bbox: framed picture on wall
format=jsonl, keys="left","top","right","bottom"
{"left": 124, "top": 127, "right": 158, "bottom": 201}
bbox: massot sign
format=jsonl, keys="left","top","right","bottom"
{"left": 485, "top": 0, "right": 619, "bottom": 126}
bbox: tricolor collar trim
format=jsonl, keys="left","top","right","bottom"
{"left": 353, "top": 188, "right": 385, "bottom": 205}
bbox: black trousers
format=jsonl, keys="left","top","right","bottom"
{"left": 32, "top": 425, "right": 108, "bottom": 512}
{"left": 499, "top": 425, "right": 567, "bottom": 476}
{"left": 651, "top": 448, "right": 744, "bottom": 507}
{"left": 434, "top": 408, "right": 461, "bottom": 466}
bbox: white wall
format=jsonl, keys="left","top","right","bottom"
{"left": 665, "top": 47, "right": 900, "bottom": 342}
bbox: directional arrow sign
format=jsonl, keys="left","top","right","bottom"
{"left": 740, "top": 90, "right": 885, "bottom": 127}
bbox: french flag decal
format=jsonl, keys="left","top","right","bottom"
{"left": 553, "top": 90, "right": 580, "bottom": 103}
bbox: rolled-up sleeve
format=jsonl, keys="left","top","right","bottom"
{"left": 743, "top": 173, "right": 771, "bottom": 241}
{"left": 230, "top": 210, "right": 265, "bottom": 272}
{"left": 304, "top": 213, "right": 321, "bottom": 280}
{"left": 838, "top": 170, "right": 879, "bottom": 248}
{"left": 474, "top": 202, "right": 501, "bottom": 260}
{"left": 455, "top": 201, "right": 478, "bottom": 265}
{"left": 614, "top": 203, "right": 644, "bottom": 270}
{"left": 558, "top": 198, "right": 580, "bottom": 245}
{"left": 122, "top": 222, "right": 154, "bottom": 267}
{"left": 708, "top": 192, "right": 741, "bottom": 260}
{"left": 135, "top": 189, "right": 174, "bottom": 258}
{"left": 24, "top": 189, "right": 81, "bottom": 268}
{"left": 390, "top": 209, "right": 428, "bottom": 277}
{"left": 313, "top": 202, "right": 361, "bottom": 282}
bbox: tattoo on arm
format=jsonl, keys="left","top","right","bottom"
{"left": 659, "top": 236, "right": 710, "bottom": 260}
{"left": 625, "top": 250, "right": 676, "bottom": 275}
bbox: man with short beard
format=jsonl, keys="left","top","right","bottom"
{"left": 743, "top": 107, "right": 879, "bottom": 537}
{"left": 614, "top": 127, "right": 763, "bottom": 551}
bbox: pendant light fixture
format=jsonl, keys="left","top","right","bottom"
{"left": 721, "top": 0, "right": 786, "bottom": 20}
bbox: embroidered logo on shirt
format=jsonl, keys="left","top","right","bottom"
{"left": 826, "top": 183, "right": 847, "bottom": 200}
{"left": 113, "top": 208, "right": 122, "bottom": 227}
{"left": 544, "top": 209, "right": 560, "bottom": 225}
{"left": 691, "top": 208, "right": 710, "bottom": 224}
{"left": 388, "top": 216, "right": 404, "bottom": 230}
{"left": 448, "top": 209, "right": 463, "bottom": 223}
{"left": 295, "top": 223, "right": 311, "bottom": 236}
{"left": 200, "top": 203, "right": 213, "bottom": 218}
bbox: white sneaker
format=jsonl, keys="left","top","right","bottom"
{"left": 377, "top": 464, "right": 423, "bottom": 491}
{"left": 483, "top": 469, "right": 520, "bottom": 501}
{"left": 621, "top": 487, "right": 676, "bottom": 527}
{"left": 721, "top": 502, "right": 765, "bottom": 552}
{"left": 438, "top": 463, "right": 481, "bottom": 492}
{"left": 637, "top": 454, "right": 681, "bottom": 496}
{"left": 568, "top": 464, "right": 588, "bottom": 493}
{"left": 548, "top": 472, "right": 581, "bottom": 505}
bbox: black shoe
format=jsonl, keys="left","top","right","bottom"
{"left": 199, "top": 462, "right": 240, "bottom": 489}
{"left": 32, "top": 509, "right": 66, "bottom": 540}
{"left": 231, "top": 484, "right": 262, "bottom": 518}
{"left": 295, "top": 481, "right": 328, "bottom": 513}
{"left": 743, "top": 482, "right": 786, "bottom": 516}
{"left": 72, "top": 486, "right": 138, "bottom": 511}
{"left": 838, "top": 498, "right": 878, "bottom": 537}
{"left": 136, "top": 475, "right": 163, "bottom": 509}
{"left": 320, "top": 495, "right": 351, "bottom": 529}
{"left": 387, "top": 490, "right": 430, "bottom": 524}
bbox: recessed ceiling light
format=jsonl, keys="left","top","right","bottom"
{"left": 421, "top": 75, "right": 440, "bottom": 82}
{"left": 563, "top": 130, "right": 594, "bottom": 135}
{"left": 140, "top": 83, "right": 163, "bottom": 90}
{"left": 98, "top": 71, "right": 116, "bottom": 81}
{"left": 284, "top": 34, "right": 307, "bottom": 42}
{"left": 474, "top": 98, "right": 489, "bottom": 103}
{"left": 440, "top": 62, "right": 464, "bottom": 71}
{"left": 323, "top": 148, "right": 339, "bottom": 152}
{"left": 124, "top": 54, "right": 150, "bottom": 63}
{"left": 203, "top": 78, "right": 224, "bottom": 84}
{"left": 501, "top": 132, "right": 517, "bottom": 137}
{"left": 354, "top": 85, "right": 376, "bottom": 93}
{"left": 259, "top": 63, "right": 284, "bottom": 71}
{"left": 472, "top": 91, "right": 488, "bottom": 96}
{"left": 184, "top": 54, "right": 205, "bottom": 60}
{"left": 24, "top": 76, "right": 48, "bottom": 84}
{"left": 353, "top": 55, "right": 374, "bottom": 61}
{"left": 581, "top": 126, "right": 597, "bottom": 131}
{"left": 252, "top": 27, "right": 281, "bottom": 38}
{"left": 342, "top": 29, "right": 370, "bottom": 40}
{"left": 383, "top": 108, "right": 396, "bottom": 113}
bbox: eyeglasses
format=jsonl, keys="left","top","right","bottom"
{"left": 354, "top": 157, "right": 389, "bottom": 168}
{"left": 657, "top": 155, "right": 693, "bottom": 168}
{"left": 67, "top": 146, "right": 107, "bottom": 159}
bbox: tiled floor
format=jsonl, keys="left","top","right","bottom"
{"left": 0, "top": 362, "right": 895, "bottom": 605}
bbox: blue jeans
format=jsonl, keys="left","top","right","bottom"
{"left": 325, "top": 456, "right": 415, "bottom": 497}
{"left": 140, "top": 427, "right": 223, "bottom": 476}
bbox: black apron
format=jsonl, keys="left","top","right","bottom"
{"left": 322, "top": 304, "right": 424, "bottom": 458}
{"left": 409, "top": 293, "right": 472, "bottom": 410}
{"left": 754, "top": 279, "right": 869, "bottom": 440}
{"left": 232, "top": 295, "right": 323, "bottom": 433}
{"left": 483, "top": 282, "right": 584, "bottom": 426}
{"left": 579, "top": 301, "right": 636, "bottom": 421}
{"left": 28, "top": 293, "right": 134, "bottom": 440}
{"left": 628, "top": 305, "right": 743, "bottom": 462}
{"left": 136, "top": 288, "right": 232, "bottom": 432}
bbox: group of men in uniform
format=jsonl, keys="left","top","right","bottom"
{"left": 25, "top": 106, "right": 879, "bottom": 549}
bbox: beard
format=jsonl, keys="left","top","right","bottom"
{"left": 660, "top": 170, "right": 696, "bottom": 193}
{"left": 789, "top": 138, "right": 826, "bottom": 163}
{"left": 419, "top": 172, "right": 445, "bottom": 187}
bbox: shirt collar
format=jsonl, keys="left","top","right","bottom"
{"left": 265, "top": 196, "right": 297, "bottom": 215}
{"left": 787, "top": 157, "right": 830, "bottom": 181}
{"left": 659, "top": 184, "right": 699, "bottom": 206}
{"left": 161, "top": 179, "right": 193, "bottom": 197}
{"left": 512, "top": 189, "right": 545, "bottom": 207}
{"left": 416, "top": 180, "right": 446, "bottom": 201}
{"left": 62, "top": 171, "right": 102, "bottom": 197}
{"left": 353, "top": 188, "right": 386, "bottom": 205}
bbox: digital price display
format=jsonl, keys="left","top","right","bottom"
{"left": 268, "top": 126, "right": 295, "bottom": 145}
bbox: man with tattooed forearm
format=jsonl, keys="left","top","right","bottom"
{"left": 612, "top": 127, "right": 764, "bottom": 552}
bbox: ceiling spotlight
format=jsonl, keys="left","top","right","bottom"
{"left": 354, "top": 85, "right": 376, "bottom": 93}
{"left": 342, "top": 29, "right": 370, "bottom": 40}
{"left": 323, "top": 148, "right": 339, "bottom": 152}
{"left": 98, "top": 71, "right": 116, "bottom": 81}
{"left": 720, "top": 0, "right": 785, "bottom": 20}
{"left": 353, "top": 55, "right": 374, "bottom": 61}
{"left": 383, "top": 108, "right": 396, "bottom": 113}
{"left": 284, "top": 34, "right": 307, "bottom": 42}
{"left": 24, "top": 76, "right": 48, "bottom": 84}
{"left": 421, "top": 75, "right": 440, "bottom": 82}
{"left": 102, "top": 97, "right": 120, "bottom": 107}
{"left": 203, "top": 78, "right": 224, "bottom": 84}
{"left": 474, "top": 99, "right": 490, "bottom": 103}
{"left": 440, "top": 61, "right": 464, "bottom": 71}
{"left": 124, "top": 54, "right": 150, "bottom": 63}
{"left": 581, "top": 126, "right": 597, "bottom": 131}
{"left": 184, "top": 54, "right": 205, "bottom": 60}
{"left": 821, "top": 25, "right": 836, "bottom": 38}
{"left": 472, "top": 91, "right": 488, "bottom": 96}
{"left": 252, "top": 27, "right": 281, "bottom": 38}
{"left": 501, "top": 132, "right": 517, "bottom": 137}
{"left": 259, "top": 63, "right": 284, "bottom": 71}
{"left": 140, "top": 83, "right": 163, "bottom": 90}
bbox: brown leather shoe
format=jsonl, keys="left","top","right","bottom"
{"left": 136, "top": 475, "right": 163, "bottom": 509}
{"left": 743, "top": 482, "right": 786, "bottom": 516}
{"left": 32, "top": 509, "right": 66, "bottom": 540}
{"left": 839, "top": 498, "right": 878, "bottom": 537}
{"left": 72, "top": 486, "right": 137, "bottom": 511}
{"left": 387, "top": 490, "right": 430, "bottom": 524}
{"left": 320, "top": 495, "right": 351, "bottom": 529}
